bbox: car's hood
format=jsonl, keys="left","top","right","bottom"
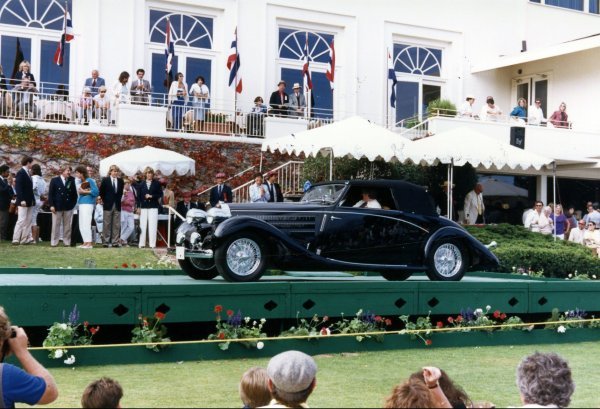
{"left": 228, "top": 202, "right": 330, "bottom": 214}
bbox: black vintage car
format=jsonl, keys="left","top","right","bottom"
{"left": 175, "top": 180, "right": 499, "bottom": 282}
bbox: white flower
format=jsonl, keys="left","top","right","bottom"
{"left": 54, "top": 349, "right": 64, "bottom": 359}
{"left": 244, "top": 317, "right": 250, "bottom": 323}
{"left": 485, "top": 305, "right": 491, "bottom": 311}
{"left": 63, "top": 355, "right": 76, "bottom": 365}
{"left": 252, "top": 321, "right": 257, "bottom": 326}
{"left": 557, "top": 325, "right": 566, "bottom": 334}
{"left": 59, "top": 323, "right": 68, "bottom": 330}
{"left": 260, "top": 318, "right": 266, "bottom": 324}
{"left": 475, "top": 308, "right": 483, "bottom": 317}
{"left": 593, "top": 275, "right": 597, "bottom": 279}
{"left": 256, "top": 342, "right": 264, "bottom": 350}
{"left": 568, "top": 274, "right": 573, "bottom": 278}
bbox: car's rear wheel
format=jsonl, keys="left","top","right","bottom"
{"left": 178, "top": 257, "right": 218, "bottom": 280}
{"left": 215, "top": 233, "right": 267, "bottom": 282}
{"left": 380, "top": 271, "right": 412, "bottom": 281}
{"left": 426, "top": 240, "right": 467, "bottom": 281}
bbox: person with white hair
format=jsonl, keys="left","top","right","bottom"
{"left": 263, "top": 350, "right": 317, "bottom": 408}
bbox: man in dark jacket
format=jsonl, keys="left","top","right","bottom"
{"left": 0, "top": 164, "right": 12, "bottom": 241}
{"left": 99, "top": 165, "right": 124, "bottom": 247}
{"left": 47, "top": 165, "right": 78, "bottom": 246}
{"left": 268, "top": 81, "right": 289, "bottom": 117}
{"left": 209, "top": 172, "right": 233, "bottom": 207}
{"left": 12, "top": 156, "right": 34, "bottom": 245}
{"left": 266, "top": 171, "right": 283, "bottom": 202}
{"left": 175, "top": 191, "right": 201, "bottom": 228}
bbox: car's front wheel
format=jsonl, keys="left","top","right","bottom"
{"left": 178, "top": 257, "right": 219, "bottom": 280}
{"left": 215, "top": 233, "right": 267, "bottom": 282}
{"left": 426, "top": 240, "right": 467, "bottom": 281}
{"left": 380, "top": 271, "right": 412, "bottom": 281}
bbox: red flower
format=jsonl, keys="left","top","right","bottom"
{"left": 143, "top": 320, "right": 149, "bottom": 327}
{"left": 375, "top": 315, "right": 382, "bottom": 322}
{"left": 131, "top": 263, "right": 138, "bottom": 268}
{"left": 154, "top": 312, "right": 166, "bottom": 320}
{"left": 122, "top": 263, "right": 129, "bottom": 268}
{"left": 90, "top": 326, "right": 100, "bottom": 335}
{"left": 218, "top": 332, "right": 225, "bottom": 340}
{"left": 84, "top": 321, "right": 89, "bottom": 327}
{"left": 436, "top": 321, "right": 444, "bottom": 328}
{"left": 493, "top": 310, "right": 501, "bottom": 319}
{"left": 500, "top": 313, "right": 507, "bottom": 320}
{"left": 226, "top": 309, "right": 234, "bottom": 317}
{"left": 456, "top": 315, "right": 464, "bottom": 323}
{"left": 425, "top": 339, "right": 432, "bottom": 346}
{"left": 214, "top": 305, "right": 223, "bottom": 313}
{"left": 385, "top": 318, "right": 392, "bottom": 326}
{"left": 323, "top": 316, "right": 329, "bottom": 322}
{"left": 447, "top": 316, "right": 454, "bottom": 324}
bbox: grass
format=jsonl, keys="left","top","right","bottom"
{"left": 44, "top": 342, "right": 600, "bottom": 408}
{"left": 0, "top": 242, "right": 164, "bottom": 269}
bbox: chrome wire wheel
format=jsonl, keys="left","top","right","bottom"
{"left": 433, "top": 243, "right": 463, "bottom": 278}
{"left": 225, "top": 238, "right": 262, "bottom": 277}
{"left": 189, "top": 257, "right": 215, "bottom": 271}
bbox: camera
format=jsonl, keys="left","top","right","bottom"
{"left": 1, "top": 328, "right": 17, "bottom": 360}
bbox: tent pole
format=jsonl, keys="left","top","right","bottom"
{"left": 553, "top": 161, "right": 557, "bottom": 242}
{"left": 329, "top": 149, "right": 333, "bottom": 181}
{"left": 446, "top": 164, "right": 450, "bottom": 219}
{"left": 450, "top": 159, "right": 454, "bottom": 222}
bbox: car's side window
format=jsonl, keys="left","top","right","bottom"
{"left": 340, "top": 187, "right": 397, "bottom": 210}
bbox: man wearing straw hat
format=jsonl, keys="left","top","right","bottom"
{"left": 289, "top": 83, "right": 306, "bottom": 117}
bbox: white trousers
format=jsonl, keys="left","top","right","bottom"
{"left": 120, "top": 210, "right": 135, "bottom": 242}
{"left": 78, "top": 204, "right": 94, "bottom": 243}
{"left": 12, "top": 206, "right": 33, "bottom": 244}
{"left": 139, "top": 208, "right": 158, "bottom": 248}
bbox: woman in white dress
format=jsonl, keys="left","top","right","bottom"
{"left": 189, "top": 75, "right": 209, "bottom": 132}
{"left": 168, "top": 72, "right": 188, "bottom": 131}
{"left": 111, "top": 71, "right": 131, "bottom": 124}
{"left": 29, "top": 164, "right": 46, "bottom": 243}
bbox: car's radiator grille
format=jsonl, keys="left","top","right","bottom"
{"left": 246, "top": 214, "right": 316, "bottom": 234}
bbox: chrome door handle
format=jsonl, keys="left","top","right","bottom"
{"left": 330, "top": 216, "right": 342, "bottom": 220}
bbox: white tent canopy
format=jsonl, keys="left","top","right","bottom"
{"left": 99, "top": 146, "right": 196, "bottom": 177}
{"left": 261, "top": 116, "right": 410, "bottom": 162}
{"left": 403, "top": 127, "right": 553, "bottom": 171}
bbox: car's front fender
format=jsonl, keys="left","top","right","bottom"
{"left": 424, "top": 226, "right": 499, "bottom": 270}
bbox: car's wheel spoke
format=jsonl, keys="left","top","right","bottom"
{"left": 226, "top": 238, "right": 261, "bottom": 276}
{"left": 434, "top": 243, "right": 462, "bottom": 277}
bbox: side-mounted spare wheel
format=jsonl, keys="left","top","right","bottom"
{"left": 426, "top": 240, "right": 467, "bottom": 281}
{"left": 215, "top": 232, "right": 268, "bottom": 282}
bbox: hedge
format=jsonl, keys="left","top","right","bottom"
{"left": 465, "top": 224, "right": 600, "bottom": 278}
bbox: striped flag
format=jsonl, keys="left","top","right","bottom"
{"left": 325, "top": 40, "right": 335, "bottom": 91}
{"left": 53, "top": 3, "right": 74, "bottom": 66}
{"left": 302, "top": 32, "right": 313, "bottom": 92}
{"left": 164, "top": 17, "right": 175, "bottom": 86}
{"left": 226, "top": 27, "right": 242, "bottom": 93}
{"left": 388, "top": 49, "right": 398, "bottom": 108}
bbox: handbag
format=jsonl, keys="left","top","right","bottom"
{"left": 8, "top": 202, "right": 16, "bottom": 215}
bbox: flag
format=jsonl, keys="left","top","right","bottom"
{"left": 302, "top": 32, "right": 313, "bottom": 92}
{"left": 325, "top": 39, "right": 335, "bottom": 91}
{"left": 11, "top": 37, "right": 24, "bottom": 80}
{"left": 387, "top": 49, "right": 398, "bottom": 108}
{"left": 164, "top": 17, "right": 175, "bottom": 88}
{"left": 53, "top": 4, "right": 74, "bottom": 67}
{"left": 226, "top": 27, "right": 242, "bottom": 93}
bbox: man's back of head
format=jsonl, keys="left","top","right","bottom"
{"left": 81, "top": 377, "right": 123, "bottom": 408}
{"left": 266, "top": 350, "right": 317, "bottom": 407}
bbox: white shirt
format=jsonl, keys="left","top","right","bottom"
{"left": 32, "top": 175, "right": 47, "bottom": 203}
{"left": 524, "top": 210, "right": 542, "bottom": 231}
{"left": 463, "top": 190, "right": 484, "bottom": 224}
{"left": 458, "top": 101, "right": 475, "bottom": 117}
{"left": 568, "top": 227, "right": 585, "bottom": 244}
{"left": 528, "top": 105, "right": 545, "bottom": 125}
{"left": 353, "top": 199, "right": 382, "bottom": 209}
{"left": 479, "top": 104, "right": 502, "bottom": 121}
{"left": 249, "top": 183, "right": 270, "bottom": 203}
{"left": 189, "top": 83, "right": 209, "bottom": 103}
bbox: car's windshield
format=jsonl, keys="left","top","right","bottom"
{"left": 301, "top": 184, "right": 346, "bottom": 204}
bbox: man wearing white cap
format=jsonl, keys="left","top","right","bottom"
{"left": 458, "top": 94, "right": 477, "bottom": 118}
{"left": 263, "top": 350, "right": 317, "bottom": 408}
{"left": 289, "top": 83, "right": 306, "bottom": 118}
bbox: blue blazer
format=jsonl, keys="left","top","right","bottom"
{"left": 48, "top": 175, "right": 78, "bottom": 211}
{"left": 15, "top": 167, "right": 34, "bottom": 207}
{"left": 0, "top": 176, "right": 12, "bottom": 211}
{"left": 209, "top": 184, "right": 233, "bottom": 207}
{"left": 84, "top": 77, "right": 106, "bottom": 96}
{"left": 137, "top": 179, "right": 162, "bottom": 209}
{"left": 99, "top": 176, "right": 124, "bottom": 211}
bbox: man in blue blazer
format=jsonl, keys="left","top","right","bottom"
{"left": 99, "top": 165, "right": 124, "bottom": 247}
{"left": 47, "top": 165, "right": 78, "bottom": 246}
{"left": 209, "top": 172, "right": 233, "bottom": 207}
{"left": 84, "top": 69, "right": 106, "bottom": 97}
{"left": 12, "top": 156, "right": 34, "bottom": 245}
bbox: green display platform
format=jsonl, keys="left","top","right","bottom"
{"left": 0, "top": 271, "right": 596, "bottom": 327}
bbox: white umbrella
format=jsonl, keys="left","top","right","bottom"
{"left": 262, "top": 116, "right": 411, "bottom": 178}
{"left": 99, "top": 146, "right": 196, "bottom": 177}
{"left": 479, "top": 177, "right": 529, "bottom": 197}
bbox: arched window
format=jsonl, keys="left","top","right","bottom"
{"left": 0, "top": 0, "right": 72, "bottom": 92}
{"left": 148, "top": 10, "right": 213, "bottom": 96}
{"left": 278, "top": 28, "right": 334, "bottom": 119}
{"left": 394, "top": 45, "right": 442, "bottom": 77}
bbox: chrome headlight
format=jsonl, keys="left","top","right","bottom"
{"left": 190, "top": 232, "right": 201, "bottom": 244}
{"left": 185, "top": 208, "right": 207, "bottom": 225}
{"left": 206, "top": 215, "right": 214, "bottom": 224}
{"left": 207, "top": 205, "right": 231, "bottom": 223}
{"left": 176, "top": 232, "right": 186, "bottom": 245}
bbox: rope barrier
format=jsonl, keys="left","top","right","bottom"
{"left": 31, "top": 317, "right": 600, "bottom": 351}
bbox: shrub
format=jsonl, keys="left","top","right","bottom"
{"left": 465, "top": 224, "right": 600, "bottom": 278}
{"left": 427, "top": 99, "right": 456, "bottom": 117}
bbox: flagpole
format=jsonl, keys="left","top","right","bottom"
{"left": 386, "top": 47, "right": 390, "bottom": 129}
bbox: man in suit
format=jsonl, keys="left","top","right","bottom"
{"left": 289, "top": 83, "right": 306, "bottom": 117}
{"left": 130, "top": 68, "right": 152, "bottom": 105}
{"left": 0, "top": 164, "right": 12, "bottom": 241}
{"left": 99, "top": 165, "right": 124, "bottom": 247}
{"left": 268, "top": 81, "right": 289, "bottom": 117}
{"left": 209, "top": 172, "right": 233, "bottom": 207}
{"left": 464, "top": 183, "right": 485, "bottom": 225}
{"left": 84, "top": 69, "right": 106, "bottom": 97}
{"left": 175, "top": 192, "right": 200, "bottom": 228}
{"left": 48, "top": 164, "right": 78, "bottom": 246}
{"left": 266, "top": 171, "right": 283, "bottom": 203}
{"left": 12, "top": 156, "right": 34, "bottom": 245}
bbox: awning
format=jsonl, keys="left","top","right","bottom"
{"left": 471, "top": 34, "right": 600, "bottom": 73}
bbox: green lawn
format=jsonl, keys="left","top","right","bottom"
{"left": 0, "top": 242, "right": 165, "bottom": 269}
{"left": 42, "top": 342, "right": 600, "bottom": 408}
